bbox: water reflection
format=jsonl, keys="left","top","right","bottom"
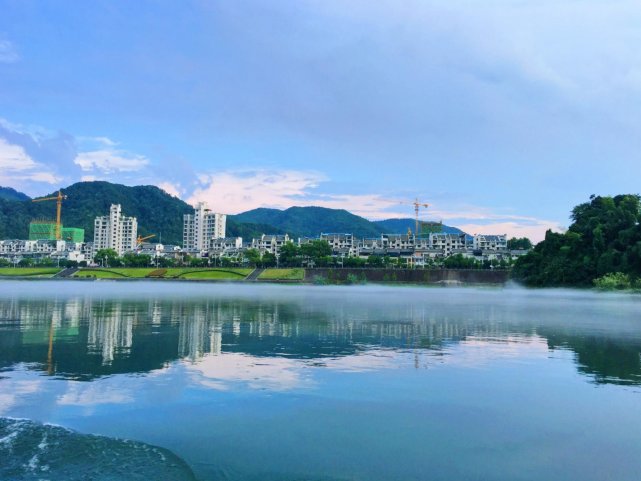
{"left": 0, "top": 284, "right": 640, "bottom": 386}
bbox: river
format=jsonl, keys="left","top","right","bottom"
{"left": 1, "top": 281, "right": 640, "bottom": 480}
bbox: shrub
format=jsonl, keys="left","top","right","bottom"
{"left": 345, "top": 273, "right": 366, "bottom": 285}
{"left": 593, "top": 272, "right": 632, "bottom": 290}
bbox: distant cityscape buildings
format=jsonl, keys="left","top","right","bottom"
{"left": 0, "top": 200, "right": 521, "bottom": 266}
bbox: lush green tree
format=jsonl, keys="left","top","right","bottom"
{"left": 507, "top": 237, "right": 533, "bottom": 250}
{"left": 443, "top": 254, "right": 478, "bottom": 269}
{"left": 279, "top": 242, "right": 301, "bottom": 267}
{"left": 37, "top": 257, "right": 56, "bottom": 267}
{"left": 343, "top": 256, "right": 366, "bottom": 267}
{"left": 244, "top": 248, "right": 262, "bottom": 267}
{"left": 94, "top": 248, "right": 119, "bottom": 267}
{"left": 122, "top": 253, "right": 152, "bottom": 267}
{"left": 262, "top": 252, "right": 277, "bottom": 267}
{"left": 189, "top": 257, "right": 207, "bottom": 268}
{"left": 0, "top": 258, "right": 10, "bottom": 267}
{"left": 155, "top": 256, "right": 175, "bottom": 268}
{"left": 514, "top": 194, "right": 641, "bottom": 286}
{"left": 367, "top": 255, "right": 384, "bottom": 267}
{"left": 300, "top": 240, "right": 332, "bottom": 265}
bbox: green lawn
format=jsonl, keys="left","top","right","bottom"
{"left": 73, "top": 269, "right": 129, "bottom": 278}
{"left": 178, "top": 270, "right": 249, "bottom": 280}
{"left": 73, "top": 267, "right": 252, "bottom": 279}
{"left": 258, "top": 268, "right": 305, "bottom": 280}
{"left": 0, "top": 267, "right": 62, "bottom": 277}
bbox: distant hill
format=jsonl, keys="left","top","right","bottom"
{"left": 0, "top": 186, "right": 30, "bottom": 202}
{"left": 373, "top": 218, "right": 466, "bottom": 236}
{"left": 233, "top": 207, "right": 468, "bottom": 238}
{"left": 233, "top": 206, "right": 383, "bottom": 238}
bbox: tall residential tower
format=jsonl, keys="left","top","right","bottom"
{"left": 183, "top": 202, "right": 226, "bottom": 251}
{"left": 93, "top": 204, "right": 138, "bottom": 256}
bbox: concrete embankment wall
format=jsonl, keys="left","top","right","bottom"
{"left": 304, "top": 268, "right": 510, "bottom": 285}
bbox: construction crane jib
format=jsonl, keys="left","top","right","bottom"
{"left": 137, "top": 234, "right": 156, "bottom": 245}
{"left": 32, "top": 190, "right": 67, "bottom": 240}
{"left": 411, "top": 198, "right": 429, "bottom": 237}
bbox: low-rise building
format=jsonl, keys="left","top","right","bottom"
{"left": 251, "top": 234, "right": 290, "bottom": 255}
{"left": 473, "top": 234, "right": 508, "bottom": 251}
{"left": 429, "top": 233, "right": 471, "bottom": 256}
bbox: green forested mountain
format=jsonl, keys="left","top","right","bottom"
{"left": 0, "top": 187, "right": 30, "bottom": 202}
{"left": 0, "top": 182, "right": 194, "bottom": 244}
{"left": 234, "top": 206, "right": 384, "bottom": 238}
{"left": 513, "top": 194, "right": 641, "bottom": 286}
{"left": 373, "top": 218, "right": 466, "bottom": 236}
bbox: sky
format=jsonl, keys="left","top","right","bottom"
{"left": 1, "top": 0, "right": 640, "bottom": 241}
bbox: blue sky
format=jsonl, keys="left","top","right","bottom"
{"left": 1, "top": 0, "right": 640, "bottom": 241}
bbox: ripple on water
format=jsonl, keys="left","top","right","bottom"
{"left": 0, "top": 417, "right": 197, "bottom": 481}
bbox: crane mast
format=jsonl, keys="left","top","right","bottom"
{"left": 32, "top": 190, "right": 67, "bottom": 240}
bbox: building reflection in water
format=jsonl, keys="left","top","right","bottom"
{"left": 0, "top": 293, "right": 640, "bottom": 386}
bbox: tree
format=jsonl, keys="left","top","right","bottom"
{"left": 279, "top": 242, "right": 301, "bottom": 267}
{"left": 443, "top": 254, "right": 480, "bottom": 269}
{"left": 122, "top": 253, "right": 152, "bottom": 267}
{"left": 244, "top": 248, "right": 261, "bottom": 267}
{"left": 507, "top": 237, "right": 533, "bottom": 250}
{"left": 262, "top": 252, "right": 277, "bottom": 267}
{"left": 514, "top": 194, "right": 641, "bottom": 286}
{"left": 300, "top": 240, "right": 332, "bottom": 266}
{"left": 94, "top": 248, "right": 119, "bottom": 267}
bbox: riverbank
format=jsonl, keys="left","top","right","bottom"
{"left": 0, "top": 267, "right": 510, "bottom": 285}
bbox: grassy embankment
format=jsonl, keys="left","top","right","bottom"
{"left": 0, "top": 268, "right": 62, "bottom": 278}
{"left": 73, "top": 268, "right": 253, "bottom": 280}
{"left": 258, "top": 268, "right": 305, "bottom": 280}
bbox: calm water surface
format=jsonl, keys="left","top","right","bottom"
{"left": 1, "top": 281, "right": 640, "bottom": 480}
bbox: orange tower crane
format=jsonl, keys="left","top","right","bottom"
{"left": 410, "top": 198, "right": 430, "bottom": 237}
{"left": 395, "top": 198, "right": 429, "bottom": 236}
{"left": 137, "top": 234, "right": 156, "bottom": 245}
{"left": 32, "top": 190, "right": 67, "bottom": 240}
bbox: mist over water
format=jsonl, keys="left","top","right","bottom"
{"left": 1, "top": 281, "right": 640, "bottom": 480}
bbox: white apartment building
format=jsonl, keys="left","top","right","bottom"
{"left": 251, "top": 234, "right": 290, "bottom": 255}
{"left": 429, "top": 233, "right": 471, "bottom": 256}
{"left": 381, "top": 234, "right": 415, "bottom": 251}
{"left": 473, "top": 234, "right": 508, "bottom": 251}
{"left": 93, "top": 204, "right": 138, "bottom": 256}
{"left": 318, "top": 233, "right": 356, "bottom": 256}
{"left": 183, "top": 202, "right": 226, "bottom": 252}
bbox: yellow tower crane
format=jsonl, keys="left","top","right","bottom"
{"left": 32, "top": 190, "right": 67, "bottom": 240}
{"left": 137, "top": 234, "right": 156, "bottom": 245}
{"left": 396, "top": 198, "right": 429, "bottom": 236}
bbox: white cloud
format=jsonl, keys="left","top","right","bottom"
{"left": 0, "top": 137, "right": 61, "bottom": 185}
{"left": 188, "top": 169, "right": 402, "bottom": 217}
{"left": 187, "top": 168, "right": 561, "bottom": 241}
{"left": 157, "top": 181, "right": 182, "bottom": 197}
{"left": 186, "top": 352, "right": 312, "bottom": 392}
{"left": 57, "top": 382, "right": 133, "bottom": 407}
{"left": 0, "top": 40, "right": 18, "bottom": 63}
{"left": 74, "top": 149, "right": 149, "bottom": 173}
{"left": 457, "top": 221, "right": 563, "bottom": 243}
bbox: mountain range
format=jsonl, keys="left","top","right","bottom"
{"left": 0, "top": 181, "right": 466, "bottom": 244}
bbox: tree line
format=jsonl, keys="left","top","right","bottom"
{"left": 513, "top": 194, "right": 641, "bottom": 287}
